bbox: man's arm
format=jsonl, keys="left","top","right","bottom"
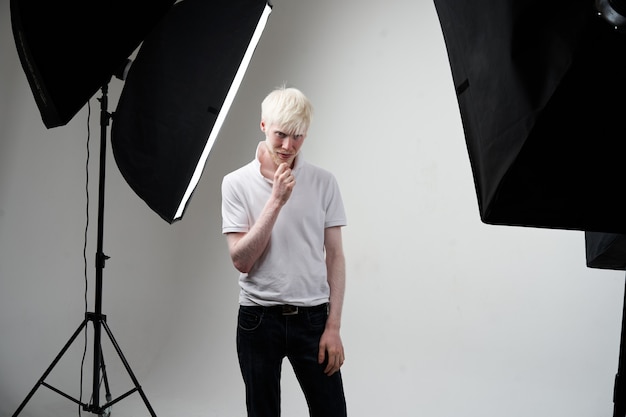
{"left": 225, "top": 163, "right": 295, "bottom": 273}
{"left": 318, "top": 225, "right": 346, "bottom": 376}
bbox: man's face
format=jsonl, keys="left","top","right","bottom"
{"left": 261, "top": 121, "right": 306, "bottom": 167}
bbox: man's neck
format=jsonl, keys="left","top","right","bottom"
{"left": 257, "top": 141, "right": 278, "bottom": 179}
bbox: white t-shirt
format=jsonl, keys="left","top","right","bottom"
{"left": 221, "top": 143, "right": 347, "bottom": 306}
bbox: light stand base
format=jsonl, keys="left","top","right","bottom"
{"left": 12, "top": 312, "right": 156, "bottom": 417}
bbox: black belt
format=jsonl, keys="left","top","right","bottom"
{"left": 265, "top": 303, "right": 328, "bottom": 316}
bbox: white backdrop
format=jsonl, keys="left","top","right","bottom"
{"left": 1, "top": 1, "right": 624, "bottom": 416}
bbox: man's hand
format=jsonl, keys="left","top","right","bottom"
{"left": 318, "top": 328, "right": 345, "bottom": 376}
{"left": 272, "top": 163, "right": 296, "bottom": 205}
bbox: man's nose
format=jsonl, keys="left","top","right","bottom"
{"left": 282, "top": 137, "right": 294, "bottom": 149}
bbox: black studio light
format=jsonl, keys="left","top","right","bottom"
{"left": 11, "top": 0, "right": 176, "bottom": 128}
{"left": 433, "top": 0, "right": 626, "bottom": 234}
{"left": 10, "top": 0, "right": 272, "bottom": 415}
{"left": 433, "top": 1, "right": 626, "bottom": 414}
{"left": 112, "top": 0, "right": 273, "bottom": 224}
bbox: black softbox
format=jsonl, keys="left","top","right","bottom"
{"left": 10, "top": 0, "right": 175, "bottom": 128}
{"left": 433, "top": 0, "right": 626, "bottom": 234}
{"left": 111, "top": 0, "right": 272, "bottom": 224}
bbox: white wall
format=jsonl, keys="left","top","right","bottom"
{"left": 1, "top": 1, "right": 624, "bottom": 416}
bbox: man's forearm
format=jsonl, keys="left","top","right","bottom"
{"left": 326, "top": 251, "right": 346, "bottom": 330}
{"left": 230, "top": 197, "right": 283, "bottom": 273}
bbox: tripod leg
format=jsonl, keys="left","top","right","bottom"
{"left": 98, "top": 345, "right": 113, "bottom": 417}
{"left": 101, "top": 320, "right": 157, "bottom": 417}
{"left": 100, "top": 345, "right": 112, "bottom": 400}
{"left": 12, "top": 319, "right": 89, "bottom": 417}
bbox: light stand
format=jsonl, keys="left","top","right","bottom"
{"left": 614, "top": 275, "right": 626, "bottom": 417}
{"left": 9, "top": 1, "right": 272, "bottom": 414}
{"left": 12, "top": 83, "right": 156, "bottom": 417}
{"left": 585, "top": 231, "right": 626, "bottom": 416}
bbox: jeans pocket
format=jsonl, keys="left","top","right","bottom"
{"left": 238, "top": 308, "right": 263, "bottom": 331}
{"left": 306, "top": 308, "right": 327, "bottom": 329}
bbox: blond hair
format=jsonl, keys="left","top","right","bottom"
{"left": 261, "top": 85, "right": 313, "bottom": 135}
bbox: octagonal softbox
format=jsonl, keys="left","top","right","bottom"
{"left": 11, "top": 0, "right": 175, "bottom": 128}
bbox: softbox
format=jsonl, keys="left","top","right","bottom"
{"left": 433, "top": 0, "right": 626, "bottom": 233}
{"left": 10, "top": 0, "right": 175, "bottom": 128}
{"left": 111, "top": 0, "right": 272, "bottom": 224}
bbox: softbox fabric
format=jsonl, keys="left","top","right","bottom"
{"left": 586, "top": 232, "right": 626, "bottom": 271}
{"left": 10, "top": 0, "right": 175, "bottom": 128}
{"left": 433, "top": 0, "right": 626, "bottom": 233}
{"left": 111, "top": 0, "right": 271, "bottom": 224}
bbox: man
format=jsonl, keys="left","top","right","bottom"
{"left": 221, "top": 85, "right": 348, "bottom": 417}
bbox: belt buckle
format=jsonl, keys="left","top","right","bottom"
{"left": 282, "top": 305, "right": 298, "bottom": 315}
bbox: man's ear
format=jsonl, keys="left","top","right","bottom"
{"left": 260, "top": 120, "right": 266, "bottom": 132}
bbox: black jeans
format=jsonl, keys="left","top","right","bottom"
{"left": 237, "top": 304, "right": 347, "bottom": 417}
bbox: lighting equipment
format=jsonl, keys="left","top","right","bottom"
{"left": 596, "top": 0, "right": 626, "bottom": 32}
{"left": 11, "top": 0, "right": 175, "bottom": 128}
{"left": 10, "top": 0, "right": 273, "bottom": 414}
{"left": 586, "top": 232, "right": 626, "bottom": 417}
{"left": 433, "top": 1, "right": 626, "bottom": 413}
{"left": 587, "top": 233, "right": 626, "bottom": 271}
{"left": 112, "top": 0, "right": 273, "bottom": 223}
{"left": 433, "top": 0, "right": 626, "bottom": 234}
{"left": 11, "top": 84, "right": 162, "bottom": 417}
